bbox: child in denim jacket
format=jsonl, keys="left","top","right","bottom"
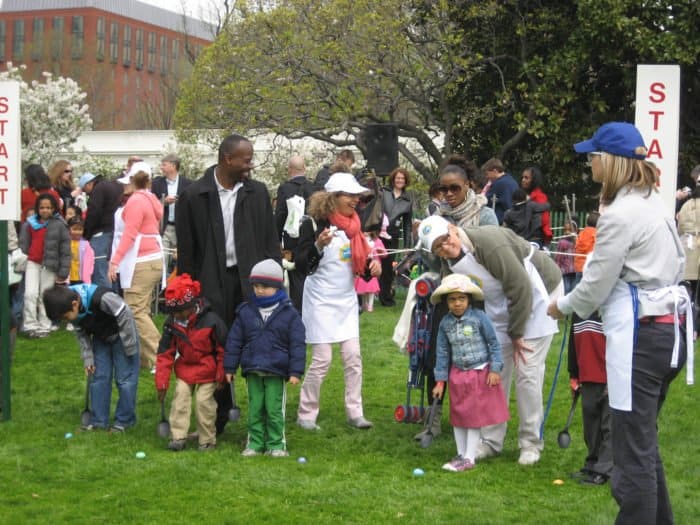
{"left": 431, "top": 273, "right": 509, "bottom": 472}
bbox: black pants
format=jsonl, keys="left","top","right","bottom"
{"left": 610, "top": 322, "right": 685, "bottom": 525}
{"left": 379, "top": 236, "right": 398, "bottom": 305}
{"left": 287, "top": 267, "right": 306, "bottom": 313}
{"left": 580, "top": 382, "right": 613, "bottom": 476}
{"left": 215, "top": 265, "right": 243, "bottom": 434}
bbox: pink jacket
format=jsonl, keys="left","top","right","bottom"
{"left": 111, "top": 190, "right": 163, "bottom": 265}
{"left": 79, "top": 238, "right": 95, "bottom": 283}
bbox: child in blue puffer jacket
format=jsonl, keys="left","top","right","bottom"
{"left": 224, "top": 259, "right": 306, "bottom": 457}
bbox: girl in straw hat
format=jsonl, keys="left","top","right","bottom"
{"left": 430, "top": 273, "right": 509, "bottom": 472}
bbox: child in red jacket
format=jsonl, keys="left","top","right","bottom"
{"left": 156, "top": 274, "right": 227, "bottom": 452}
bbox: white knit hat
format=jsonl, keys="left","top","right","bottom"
{"left": 249, "top": 259, "right": 284, "bottom": 289}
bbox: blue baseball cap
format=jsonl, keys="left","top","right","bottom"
{"left": 78, "top": 172, "right": 97, "bottom": 189}
{"left": 574, "top": 122, "right": 647, "bottom": 160}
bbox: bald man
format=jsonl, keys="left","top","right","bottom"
{"left": 275, "top": 155, "right": 319, "bottom": 311}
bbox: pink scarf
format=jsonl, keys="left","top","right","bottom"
{"left": 328, "top": 211, "right": 371, "bottom": 275}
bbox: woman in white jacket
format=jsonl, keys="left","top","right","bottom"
{"left": 548, "top": 122, "right": 692, "bottom": 525}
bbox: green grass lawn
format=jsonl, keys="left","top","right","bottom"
{"left": 1, "top": 299, "right": 698, "bottom": 524}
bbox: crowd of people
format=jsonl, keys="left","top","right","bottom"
{"left": 3, "top": 122, "right": 695, "bottom": 524}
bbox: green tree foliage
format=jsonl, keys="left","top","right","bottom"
{"left": 447, "top": 0, "right": 700, "bottom": 206}
{"left": 175, "top": 0, "right": 700, "bottom": 204}
{"left": 175, "top": 0, "right": 481, "bottom": 181}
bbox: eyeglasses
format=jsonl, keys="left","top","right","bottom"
{"left": 64, "top": 169, "right": 73, "bottom": 173}
{"left": 586, "top": 152, "right": 602, "bottom": 163}
{"left": 431, "top": 233, "right": 451, "bottom": 253}
{"left": 437, "top": 184, "right": 464, "bottom": 194}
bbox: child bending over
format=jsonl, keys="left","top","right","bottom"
{"left": 43, "top": 284, "right": 140, "bottom": 431}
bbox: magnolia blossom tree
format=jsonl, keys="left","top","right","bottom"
{"left": 0, "top": 63, "right": 93, "bottom": 166}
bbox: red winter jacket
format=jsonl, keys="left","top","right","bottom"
{"left": 155, "top": 300, "right": 227, "bottom": 389}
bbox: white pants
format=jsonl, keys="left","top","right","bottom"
{"left": 297, "top": 338, "right": 365, "bottom": 422}
{"left": 23, "top": 261, "right": 56, "bottom": 333}
{"left": 479, "top": 333, "right": 555, "bottom": 452}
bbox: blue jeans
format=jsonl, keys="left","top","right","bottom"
{"left": 89, "top": 232, "right": 113, "bottom": 288}
{"left": 90, "top": 336, "right": 140, "bottom": 428}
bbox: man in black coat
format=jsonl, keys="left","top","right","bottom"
{"left": 176, "top": 133, "right": 280, "bottom": 434}
{"left": 151, "top": 153, "right": 192, "bottom": 273}
{"left": 275, "top": 155, "right": 318, "bottom": 311}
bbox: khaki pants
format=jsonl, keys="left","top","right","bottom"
{"left": 123, "top": 259, "right": 162, "bottom": 369}
{"left": 169, "top": 378, "right": 217, "bottom": 446}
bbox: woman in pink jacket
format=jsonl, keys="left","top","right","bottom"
{"left": 108, "top": 161, "right": 164, "bottom": 371}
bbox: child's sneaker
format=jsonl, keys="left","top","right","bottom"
{"left": 442, "top": 456, "right": 475, "bottom": 472}
{"left": 80, "top": 424, "right": 105, "bottom": 431}
{"left": 267, "top": 449, "right": 289, "bottom": 457}
{"left": 241, "top": 448, "right": 261, "bottom": 457}
{"left": 168, "top": 439, "right": 187, "bottom": 451}
{"left": 198, "top": 443, "right": 216, "bottom": 452}
{"left": 109, "top": 424, "right": 126, "bottom": 433}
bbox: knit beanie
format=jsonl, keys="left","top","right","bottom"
{"left": 164, "top": 273, "right": 201, "bottom": 311}
{"left": 249, "top": 259, "right": 284, "bottom": 289}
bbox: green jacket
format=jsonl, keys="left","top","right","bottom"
{"left": 463, "top": 226, "right": 562, "bottom": 339}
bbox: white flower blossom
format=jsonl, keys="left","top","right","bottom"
{"left": 0, "top": 62, "right": 93, "bottom": 166}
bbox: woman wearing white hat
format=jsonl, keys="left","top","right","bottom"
{"left": 295, "top": 172, "right": 380, "bottom": 430}
{"left": 108, "top": 161, "right": 165, "bottom": 374}
{"left": 418, "top": 214, "right": 562, "bottom": 465}
{"left": 547, "top": 122, "right": 692, "bottom": 524}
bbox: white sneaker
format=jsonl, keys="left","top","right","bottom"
{"left": 66, "top": 323, "right": 75, "bottom": 332}
{"left": 267, "top": 449, "right": 289, "bottom": 457}
{"left": 241, "top": 448, "right": 261, "bottom": 457}
{"left": 297, "top": 419, "right": 321, "bottom": 431}
{"left": 518, "top": 448, "right": 540, "bottom": 466}
{"left": 475, "top": 442, "right": 498, "bottom": 460}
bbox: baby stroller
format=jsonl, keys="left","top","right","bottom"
{"left": 393, "top": 250, "right": 440, "bottom": 446}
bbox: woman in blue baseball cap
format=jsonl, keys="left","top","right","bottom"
{"left": 547, "top": 122, "right": 692, "bottom": 525}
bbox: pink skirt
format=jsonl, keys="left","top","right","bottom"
{"left": 448, "top": 366, "right": 510, "bottom": 428}
{"left": 355, "top": 276, "right": 380, "bottom": 294}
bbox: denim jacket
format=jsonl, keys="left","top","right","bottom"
{"left": 434, "top": 307, "right": 503, "bottom": 382}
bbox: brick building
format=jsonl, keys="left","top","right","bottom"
{"left": 0, "top": 0, "right": 214, "bottom": 130}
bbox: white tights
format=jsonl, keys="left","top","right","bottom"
{"left": 454, "top": 427, "right": 481, "bottom": 462}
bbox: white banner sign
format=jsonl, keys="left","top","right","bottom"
{"left": 0, "top": 81, "right": 21, "bottom": 221}
{"left": 634, "top": 65, "right": 680, "bottom": 217}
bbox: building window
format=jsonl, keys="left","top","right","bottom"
{"left": 159, "top": 35, "right": 167, "bottom": 75}
{"left": 12, "top": 20, "right": 24, "bottom": 61}
{"left": 147, "top": 32, "right": 156, "bottom": 72}
{"left": 109, "top": 22, "right": 118, "bottom": 63}
{"left": 135, "top": 74, "right": 140, "bottom": 90}
{"left": 31, "top": 18, "right": 44, "bottom": 61}
{"left": 0, "top": 22, "right": 5, "bottom": 62}
{"left": 96, "top": 17, "right": 105, "bottom": 61}
{"left": 171, "top": 39, "right": 179, "bottom": 63}
{"left": 123, "top": 26, "right": 131, "bottom": 66}
{"left": 135, "top": 29, "right": 143, "bottom": 70}
{"left": 51, "top": 17, "right": 64, "bottom": 60}
{"left": 71, "top": 16, "right": 84, "bottom": 59}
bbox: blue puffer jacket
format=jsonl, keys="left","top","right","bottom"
{"left": 224, "top": 299, "right": 306, "bottom": 379}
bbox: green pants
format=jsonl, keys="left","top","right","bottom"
{"left": 246, "top": 374, "right": 286, "bottom": 452}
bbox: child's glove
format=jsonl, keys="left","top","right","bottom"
{"left": 569, "top": 377, "right": 580, "bottom": 396}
